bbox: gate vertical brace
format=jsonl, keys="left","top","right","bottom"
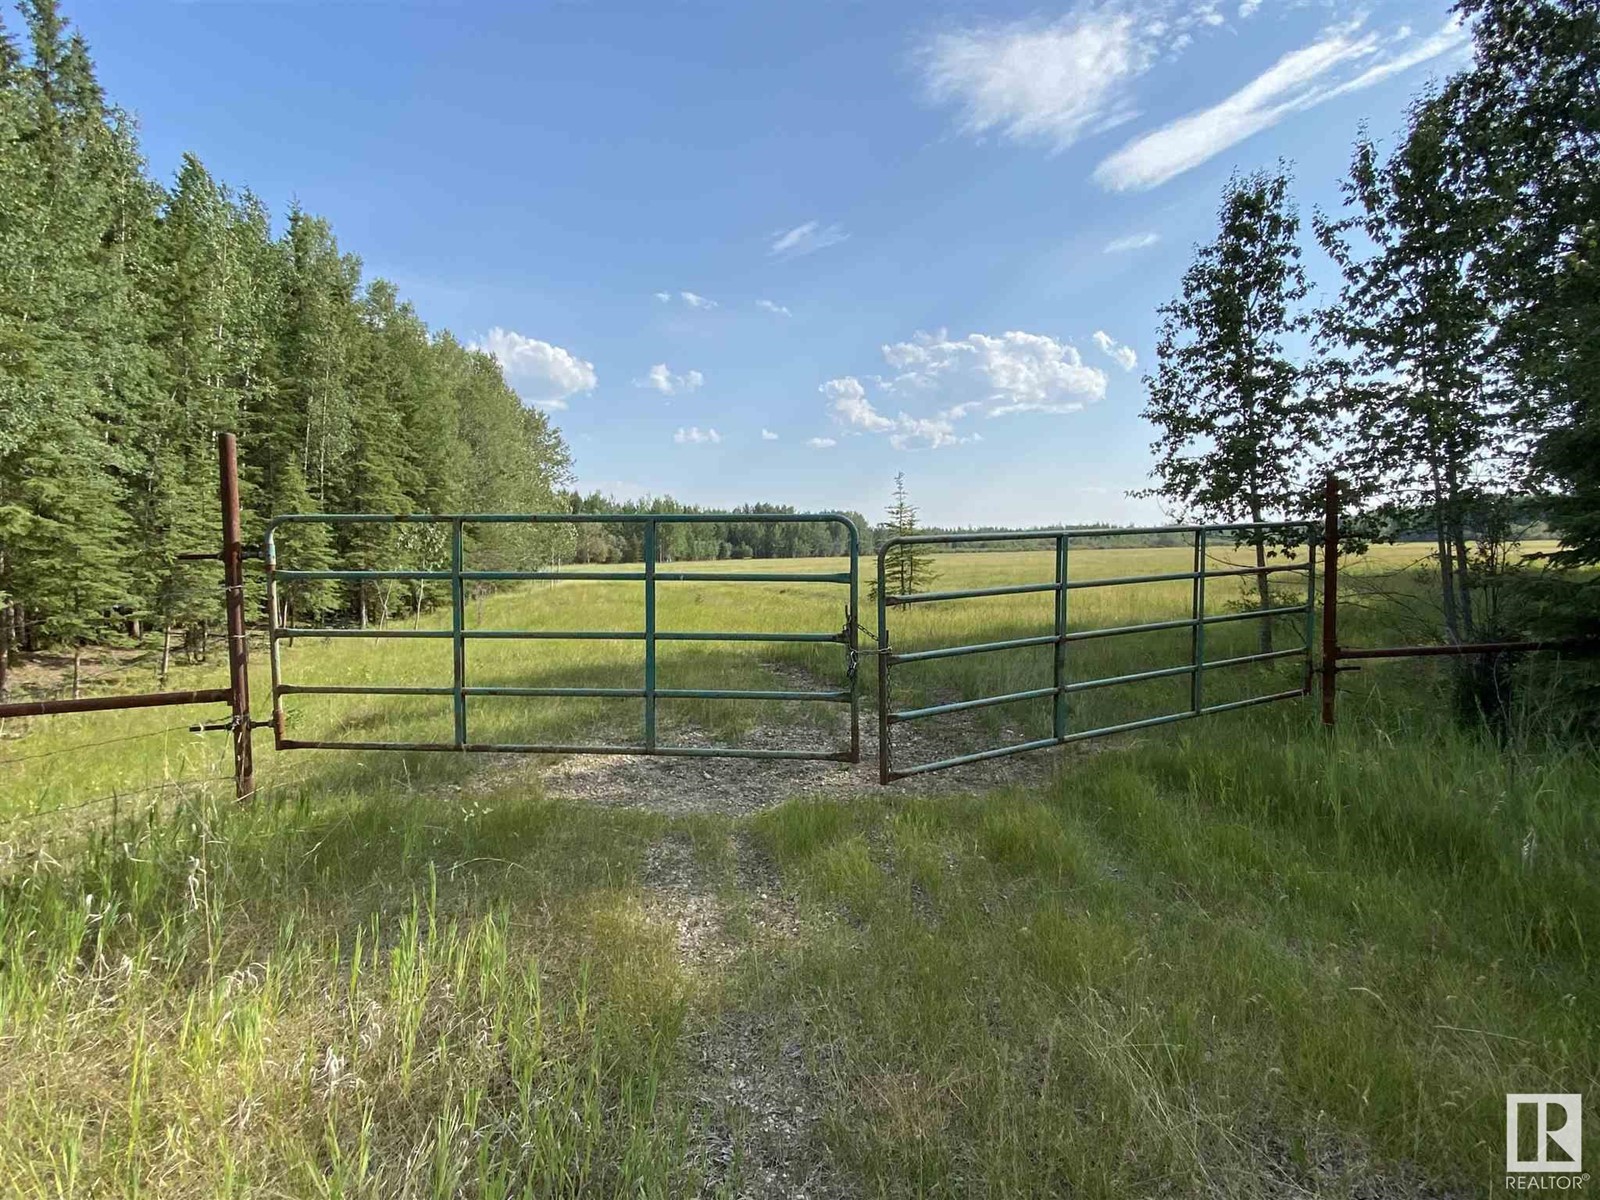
{"left": 643, "top": 520, "right": 658, "bottom": 752}
{"left": 848, "top": 530, "right": 861, "bottom": 763}
{"left": 1320, "top": 475, "right": 1340, "bottom": 727}
{"left": 264, "top": 525, "right": 285, "bottom": 746}
{"left": 218, "top": 432, "right": 254, "bottom": 801}
{"left": 451, "top": 518, "right": 467, "bottom": 746}
{"left": 876, "top": 551, "right": 891, "bottom": 785}
{"left": 1190, "top": 528, "right": 1207, "bottom": 715}
{"left": 1053, "top": 534, "right": 1068, "bottom": 742}
{"left": 1302, "top": 524, "right": 1318, "bottom": 695}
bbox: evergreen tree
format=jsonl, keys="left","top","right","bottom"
{"left": 872, "top": 473, "right": 936, "bottom": 600}
{"left": 1140, "top": 168, "right": 1320, "bottom": 652}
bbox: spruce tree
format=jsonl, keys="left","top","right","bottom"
{"left": 873, "top": 473, "right": 936, "bottom": 600}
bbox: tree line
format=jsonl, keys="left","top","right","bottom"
{"left": 1142, "top": 0, "right": 1597, "bottom": 670}
{"left": 0, "top": 1, "right": 574, "bottom": 692}
{"left": 556, "top": 493, "right": 869, "bottom": 563}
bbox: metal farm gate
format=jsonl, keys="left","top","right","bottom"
{"left": 874, "top": 523, "right": 1319, "bottom": 782}
{"left": 263, "top": 513, "right": 861, "bottom": 761}
{"left": 261, "top": 511, "right": 1321, "bottom": 779}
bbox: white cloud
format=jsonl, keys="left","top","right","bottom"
{"left": 756, "top": 299, "right": 792, "bottom": 316}
{"left": 638, "top": 363, "right": 704, "bottom": 396}
{"left": 820, "top": 329, "right": 1107, "bottom": 449}
{"left": 807, "top": 437, "right": 838, "bottom": 449}
{"left": 881, "top": 330, "right": 1107, "bottom": 415}
{"left": 654, "top": 290, "right": 718, "bottom": 309}
{"left": 917, "top": 9, "right": 1161, "bottom": 151}
{"left": 673, "top": 426, "right": 721, "bottom": 445}
{"left": 1094, "top": 16, "right": 1469, "bottom": 191}
{"left": 770, "top": 221, "right": 849, "bottom": 258}
{"left": 1104, "top": 231, "right": 1160, "bottom": 253}
{"left": 760, "top": 428, "right": 780, "bottom": 441}
{"left": 1237, "top": 0, "right": 1262, "bottom": 17}
{"left": 471, "top": 327, "right": 597, "bottom": 410}
{"left": 823, "top": 376, "right": 894, "bottom": 433}
{"left": 1093, "top": 330, "right": 1138, "bottom": 372}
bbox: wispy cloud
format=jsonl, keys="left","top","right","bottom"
{"left": 1104, "top": 230, "right": 1160, "bottom": 253}
{"left": 756, "top": 299, "right": 792, "bottom": 316}
{"left": 1093, "top": 330, "right": 1138, "bottom": 372}
{"left": 770, "top": 221, "right": 848, "bottom": 258}
{"left": 654, "top": 290, "right": 718, "bottom": 309}
{"left": 1094, "top": 16, "right": 1469, "bottom": 192}
{"left": 471, "top": 327, "right": 597, "bottom": 410}
{"left": 916, "top": 9, "right": 1158, "bottom": 151}
{"left": 673, "top": 426, "right": 721, "bottom": 445}
{"left": 807, "top": 437, "right": 838, "bottom": 449}
{"left": 637, "top": 363, "right": 704, "bottom": 396}
{"left": 761, "top": 428, "right": 780, "bottom": 441}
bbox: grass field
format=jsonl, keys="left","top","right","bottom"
{"left": 1, "top": 542, "right": 1595, "bottom": 1197}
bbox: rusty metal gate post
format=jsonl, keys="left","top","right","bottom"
{"left": 218, "top": 432, "right": 255, "bottom": 800}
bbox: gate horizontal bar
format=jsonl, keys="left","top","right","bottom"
{"left": 1062, "top": 616, "right": 1198, "bottom": 643}
{"left": 1203, "top": 647, "right": 1307, "bottom": 670}
{"left": 1202, "top": 604, "right": 1307, "bottom": 626}
{"left": 1199, "top": 689, "right": 1304, "bottom": 715}
{"left": 873, "top": 689, "right": 1310, "bottom": 777}
{"left": 462, "top": 629, "right": 644, "bottom": 641}
{"left": 656, "top": 687, "right": 850, "bottom": 702}
{"left": 890, "top": 633, "right": 1059, "bottom": 664}
{"left": 886, "top": 647, "right": 1309, "bottom": 722}
{"left": 657, "top": 630, "right": 844, "bottom": 644}
{"left": 655, "top": 570, "right": 852, "bottom": 584}
{"left": 1061, "top": 562, "right": 1310, "bottom": 590}
{"left": 878, "top": 520, "right": 1317, "bottom": 550}
{"left": 0, "top": 686, "right": 231, "bottom": 720}
{"left": 277, "top": 738, "right": 854, "bottom": 761}
{"left": 888, "top": 581, "right": 1058, "bottom": 606}
{"left": 889, "top": 685, "right": 1058, "bottom": 724}
{"left": 1062, "top": 662, "right": 1196, "bottom": 694}
{"left": 275, "top": 628, "right": 453, "bottom": 639}
{"left": 464, "top": 569, "right": 645, "bottom": 582}
{"left": 267, "top": 511, "right": 860, "bottom": 528}
{"left": 1064, "top": 569, "right": 1200, "bottom": 589}
{"left": 887, "top": 736, "right": 1061, "bottom": 779}
{"left": 280, "top": 684, "right": 456, "bottom": 696}
{"left": 467, "top": 686, "right": 644, "bottom": 698}
{"left": 276, "top": 569, "right": 452, "bottom": 581}
{"left": 1203, "top": 562, "right": 1312, "bottom": 580}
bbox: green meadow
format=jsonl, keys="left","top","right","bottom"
{"left": 1, "top": 542, "right": 1594, "bottom": 1197}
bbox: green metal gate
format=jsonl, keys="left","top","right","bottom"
{"left": 875, "top": 523, "right": 1318, "bottom": 783}
{"left": 264, "top": 512, "right": 859, "bottom": 761}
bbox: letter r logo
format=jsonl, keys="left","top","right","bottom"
{"left": 1506, "top": 1094, "right": 1583, "bottom": 1173}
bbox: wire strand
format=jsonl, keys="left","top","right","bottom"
{"left": 0, "top": 775, "right": 229, "bottom": 830}
{"left": 0, "top": 721, "right": 208, "bottom": 769}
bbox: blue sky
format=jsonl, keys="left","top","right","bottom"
{"left": 72, "top": 0, "right": 1467, "bottom": 527}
